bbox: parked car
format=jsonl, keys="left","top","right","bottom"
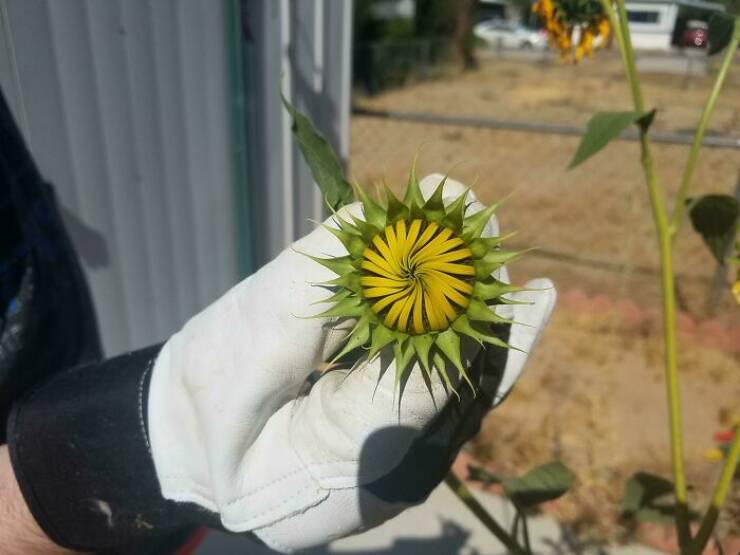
{"left": 681, "top": 20, "right": 708, "bottom": 48}
{"left": 474, "top": 19, "right": 548, "bottom": 50}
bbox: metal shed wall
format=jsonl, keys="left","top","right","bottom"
{"left": 0, "top": 0, "right": 352, "bottom": 356}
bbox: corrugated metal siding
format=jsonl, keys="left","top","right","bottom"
{"left": 0, "top": 0, "right": 353, "bottom": 357}
{"left": 244, "top": 0, "right": 353, "bottom": 266}
{"left": 0, "top": 0, "right": 238, "bottom": 355}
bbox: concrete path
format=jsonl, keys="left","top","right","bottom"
{"left": 196, "top": 484, "right": 667, "bottom": 555}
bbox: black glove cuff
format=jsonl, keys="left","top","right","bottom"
{"left": 7, "top": 344, "right": 220, "bottom": 553}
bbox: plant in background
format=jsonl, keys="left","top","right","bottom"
{"left": 540, "top": 0, "right": 739, "bottom": 552}
{"left": 532, "top": 0, "right": 610, "bottom": 62}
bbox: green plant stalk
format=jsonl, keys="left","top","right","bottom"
{"left": 612, "top": 0, "right": 692, "bottom": 547}
{"left": 670, "top": 25, "right": 740, "bottom": 235}
{"left": 444, "top": 473, "right": 527, "bottom": 554}
{"left": 688, "top": 427, "right": 740, "bottom": 555}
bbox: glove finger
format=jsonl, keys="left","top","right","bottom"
{"left": 491, "top": 277, "right": 556, "bottom": 406}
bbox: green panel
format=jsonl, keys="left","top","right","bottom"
{"left": 225, "top": 0, "right": 253, "bottom": 278}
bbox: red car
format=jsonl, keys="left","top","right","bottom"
{"left": 681, "top": 20, "right": 708, "bottom": 48}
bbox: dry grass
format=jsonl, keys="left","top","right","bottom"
{"left": 350, "top": 51, "right": 740, "bottom": 542}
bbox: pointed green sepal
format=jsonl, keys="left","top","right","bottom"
{"left": 384, "top": 184, "right": 409, "bottom": 223}
{"left": 325, "top": 272, "right": 361, "bottom": 293}
{"left": 313, "top": 295, "right": 365, "bottom": 319}
{"left": 433, "top": 352, "right": 459, "bottom": 400}
{"left": 442, "top": 189, "right": 469, "bottom": 233}
{"left": 462, "top": 201, "right": 501, "bottom": 240}
{"left": 467, "top": 232, "right": 518, "bottom": 258}
{"left": 474, "top": 249, "right": 529, "bottom": 279}
{"left": 393, "top": 337, "right": 415, "bottom": 389}
{"left": 311, "top": 288, "right": 352, "bottom": 305}
{"left": 435, "top": 328, "right": 473, "bottom": 392}
{"left": 451, "top": 314, "right": 485, "bottom": 346}
{"left": 402, "top": 156, "right": 425, "bottom": 208}
{"left": 452, "top": 315, "right": 517, "bottom": 350}
{"left": 423, "top": 176, "right": 447, "bottom": 222}
{"left": 411, "top": 333, "right": 435, "bottom": 372}
{"left": 353, "top": 181, "right": 387, "bottom": 230}
{"left": 300, "top": 252, "right": 356, "bottom": 277}
{"left": 331, "top": 313, "right": 372, "bottom": 362}
{"left": 322, "top": 224, "right": 367, "bottom": 259}
{"left": 466, "top": 298, "right": 516, "bottom": 325}
{"left": 367, "top": 323, "right": 396, "bottom": 360}
{"left": 349, "top": 213, "right": 381, "bottom": 243}
{"left": 473, "top": 279, "right": 527, "bottom": 301}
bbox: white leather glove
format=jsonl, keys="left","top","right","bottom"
{"left": 147, "top": 175, "right": 556, "bottom": 552}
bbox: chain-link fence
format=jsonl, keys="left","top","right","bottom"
{"left": 350, "top": 109, "right": 740, "bottom": 322}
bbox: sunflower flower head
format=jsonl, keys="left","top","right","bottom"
{"left": 533, "top": 0, "right": 610, "bottom": 63}
{"left": 305, "top": 166, "right": 526, "bottom": 396}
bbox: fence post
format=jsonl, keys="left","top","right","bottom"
{"left": 706, "top": 172, "right": 740, "bottom": 315}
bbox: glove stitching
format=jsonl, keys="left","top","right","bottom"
{"left": 138, "top": 360, "right": 153, "bottom": 452}
{"left": 221, "top": 482, "right": 319, "bottom": 521}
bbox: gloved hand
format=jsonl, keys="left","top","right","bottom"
{"left": 7, "top": 175, "right": 555, "bottom": 554}
{"left": 148, "top": 174, "right": 556, "bottom": 551}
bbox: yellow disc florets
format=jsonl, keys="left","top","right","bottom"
{"left": 361, "top": 220, "right": 473, "bottom": 334}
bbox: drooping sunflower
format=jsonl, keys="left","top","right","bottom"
{"left": 305, "top": 167, "right": 525, "bottom": 394}
{"left": 532, "top": 0, "right": 610, "bottom": 62}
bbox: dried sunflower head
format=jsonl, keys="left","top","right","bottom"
{"left": 305, "top": 167, "right": 526, "bottom": 395}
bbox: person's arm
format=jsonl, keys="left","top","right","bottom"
{"left": 0, "top": 446, "right": 72, "bottom": 555}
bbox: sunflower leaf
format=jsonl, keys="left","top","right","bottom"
{"left": 503, "top": 461, "right": 575, "bottom": 508}
{"left": 687, "top": 194, "right": 739, "bottom": 264}
{"left": 282, "top": 94, "right": 352, "bottom": 211}
{"left": 569, "top": 111, "right": 646, "bottom": 169}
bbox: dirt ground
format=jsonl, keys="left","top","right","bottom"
{"left": 350, "top": 51, "right": 740, "bottom": 543}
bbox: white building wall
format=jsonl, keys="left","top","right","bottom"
{"left": 625, "top": 2, "right": 679, "bottom": 50}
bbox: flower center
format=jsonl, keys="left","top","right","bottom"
{"left": 360, "top": 219, "right": 474, "bottom": 334}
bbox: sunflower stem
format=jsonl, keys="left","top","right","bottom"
{"left": 445, "top": 472, "right": 528, "bottom": 554}
{"left": 610, "top": 0, "right": 691, "bottom": 548}
{"left": 687, "top": 425, "right": 739, "bottom": 555}
{"left": 669, "top": 23, "right": 740, "bottom": 237}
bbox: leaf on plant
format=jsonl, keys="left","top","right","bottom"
{"left": 569, "top": 112, "right": 647, "bottom": 169}
{"left": 621, "top": 472, "right": 680, "bottom": 523}
{"left": 502, "top": 461, "right": 575, "bottom": 508}
{"left": 707, "top": 13, "right": 738, "bottom": 56}
{"left": 282, "top": 94, "right": 353, "bottom": 211}
{"left": 687, "top": 194, "right": 739, "bottom": 264}
{"left": 467, "top": 465, "right": 507, "bottom": 485}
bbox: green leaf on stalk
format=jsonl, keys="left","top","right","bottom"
{"left": 687, "top": 194, "right": 739, "bottom": 264}
{"left": 707, "top": 13, "right": 739, "bottom": 56}
{"left": 282, "top": 94, "right": 353, "bottom": 211}
{"left": 502, "top": 461, "right": 574, "bottom": 508}
{"left": 467, "top": 465, "right": 508, "bottom": 485}
{"left": 619, "top": 472, "right": 700, "bottom": 524}
{"left": 569, "top": 111, "right": 646, "bottom": 169}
